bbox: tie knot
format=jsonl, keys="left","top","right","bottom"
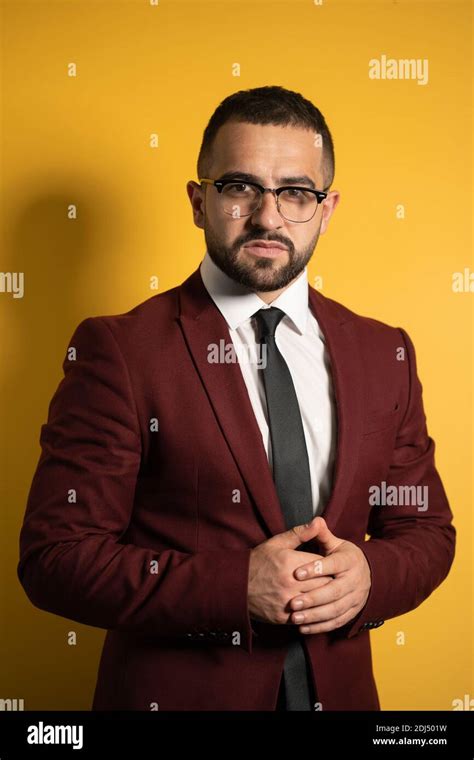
{"left": 254, "top": 307, "right": 285, "bottom": 339}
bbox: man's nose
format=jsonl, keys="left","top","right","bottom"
{"left": 249, "top": 190, "right": 283, "bottom": 229}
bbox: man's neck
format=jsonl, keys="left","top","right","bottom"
{"left": 255, "top": 270, "right": 306, "bottom": 304}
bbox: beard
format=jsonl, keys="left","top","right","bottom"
{"left": 204, "top": 221, "right": 321, "bottom": 293}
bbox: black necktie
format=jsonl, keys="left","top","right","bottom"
{"left": 254, "top": 306, "right": 314, "bottom": 711}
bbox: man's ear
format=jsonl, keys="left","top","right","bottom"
{"left": 320, "top": 190, "right": 340, "bottom": 235}
{"left": 187, "top": 180, "right": 206, "bottom": 229}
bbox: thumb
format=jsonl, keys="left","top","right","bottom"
{"left": 310, "top": 516, "right": 341, "bottom": 553}
{"left": 270, "top": 515, "right": 326, "bottom": 550}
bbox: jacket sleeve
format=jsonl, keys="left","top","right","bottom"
{"left": 17, "top": 317, "right": 254, "bottom": 652}
{"left": 344, "top": 326, "right": 456, "bottom": 638}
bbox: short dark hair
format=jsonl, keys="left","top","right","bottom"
{"left": 197, "top": 85, "right": 335, "bottom": 190}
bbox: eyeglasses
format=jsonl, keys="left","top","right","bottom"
{"left": 199, "top": 178, "right": 328, "bottom": 223}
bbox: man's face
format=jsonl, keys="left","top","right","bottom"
{"left": 187, "top": 121, "right": 340, "bottom": 294}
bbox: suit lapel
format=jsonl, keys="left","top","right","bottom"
{"left": 177, "top": 266, "right": 364, "bottom": 537}
{"left": 307, "top": 288, "right": 364, "bottom": 531}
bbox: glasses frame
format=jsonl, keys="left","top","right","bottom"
{"left": 199, "top": 177, "right": 328, "bottom": 223}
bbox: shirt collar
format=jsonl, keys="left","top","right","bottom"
{"left": 199, "top": 250, "right": 309, "bottom": 334}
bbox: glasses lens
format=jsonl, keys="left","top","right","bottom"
{"left": 220, "top": 183, "right": 260, "bottom": 219}
{"left": 278, "top": 188, "right": 318, "bottom": 222}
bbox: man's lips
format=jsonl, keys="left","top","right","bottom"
{"left": 243, "top": 240, "right": 288, "bottom": 250}
{"left": 243, "top": 241, "right": 288, "bottom": 258}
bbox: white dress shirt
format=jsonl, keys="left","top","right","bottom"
{"left": 200, "top": 251, "right": 337, "bottom": 517}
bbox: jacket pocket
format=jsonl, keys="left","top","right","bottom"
{"left": 362, "top": 403, "right": 400, "bottom": 435}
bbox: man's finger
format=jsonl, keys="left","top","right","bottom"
{"left": 310, "top": 516, "right": 343, "bottom": 553}
{"left": 289, "top": 577, "right": 350, "bottom": 614}
{"left": 298, "top": 605, "right": 361, "bottom": 635}
{"left": 291, "top": 592, "right": 357, "bottom": 627}
{"left": 268, "top": 515, "right": 324, "bottom": 551}
{"left": 294, "top": 551, "right": 350, "bottom": 579}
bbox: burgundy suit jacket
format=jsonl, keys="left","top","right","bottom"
{"left": 18, "top": 265, "right": 456, "bottom": 711}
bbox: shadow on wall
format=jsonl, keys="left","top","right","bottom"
{"left": 1, "top": 177, "right": 121, "bottom": 709}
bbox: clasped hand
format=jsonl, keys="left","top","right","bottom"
{"left": 247, "top": 516, "right": 371, "bottom": 634}
{"left": 289, "top": 517, "right": 371, "bottom": 633}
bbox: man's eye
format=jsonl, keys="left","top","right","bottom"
{"left": 223, "top": 183, "right": 251, "bottom": 194}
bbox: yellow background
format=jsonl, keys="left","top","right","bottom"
{"left": 1, "top": 0, "right": 472, "bottom": 710}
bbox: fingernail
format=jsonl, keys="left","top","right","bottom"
{"left": 296, "top": 569, "right": 308, "bottom": 579}
{"left": 294, "top": 613, "right": 305, "bottom": 623}
{"left": 293, "top": 600, "right": 304, "bottom": 609}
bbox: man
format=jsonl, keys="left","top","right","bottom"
{"left": 18, "top": 85, "right": 456, "bottom": 711}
